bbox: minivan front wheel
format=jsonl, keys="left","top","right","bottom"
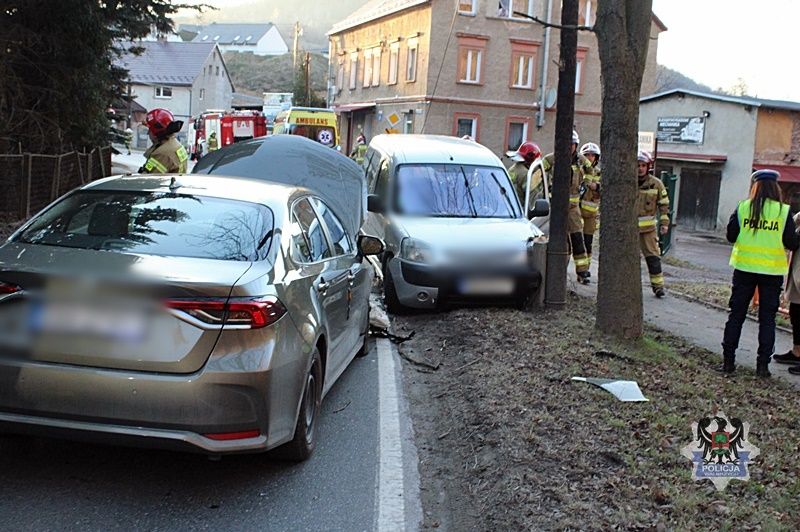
{"left": 383, "top": 261, "right": 404, "bottom": 314}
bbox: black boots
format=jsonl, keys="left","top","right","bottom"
{"left": 716, "top": 358, "right": 735, "bottom": 374}
{"left": 756, "top": 361, "right": 771, "bottom": 378}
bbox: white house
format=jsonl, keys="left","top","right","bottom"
{"left": 192, "top": 23, "right": 288, "bottom": 56}
{"left": 117, "top": 41, "right": 235, "bottom": 148}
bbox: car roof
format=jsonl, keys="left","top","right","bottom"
{"left": 84, "top": 174, "right": 305, "bottom": 206}
{"left": 368, "top": 134, "right": 504, "bottom": 167}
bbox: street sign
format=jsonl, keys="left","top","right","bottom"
{"left": 657, "top": 116, "right": 706, "bottom": 145}
{"left": 638, "top": 131, "right": 655, "bottom": 154}
{"left": 386, "top": 112, "right": 401, "bottom": 127}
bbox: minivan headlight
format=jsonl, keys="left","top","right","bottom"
{"left": 400, "top": 238, "right": 433, "bottom": 264}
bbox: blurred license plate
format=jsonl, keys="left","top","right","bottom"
{"left": 459, "top": 277, "right": 515, "bottom": 295}
{"left": 30, "top": 302, "right": 146, "bottom": 342}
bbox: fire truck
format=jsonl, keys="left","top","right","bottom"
{"left": 189, "top": 110, "right": 267, "bottom": 159}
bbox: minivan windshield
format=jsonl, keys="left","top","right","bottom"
{"left": 394, "top": 164, "right": 520, "bottom": 218}
{"left": 14, "top": 191, "right": 275, "bottom": 262}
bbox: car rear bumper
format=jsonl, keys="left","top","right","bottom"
{"left": 0, "top": 320, "right": 310, "bottom": 454}
{"left": 389, "top": 256, "right": 543, "bottom": 309}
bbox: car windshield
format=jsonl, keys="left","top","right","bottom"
{"left": 394, "top": 164, "right": 520, "bottom": 218}
{"left": 14, "top": 191, "right": 275, "bottom": 262}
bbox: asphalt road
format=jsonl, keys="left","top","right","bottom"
{"left": 0, "top": 343, "right": 383, "bottom": 532}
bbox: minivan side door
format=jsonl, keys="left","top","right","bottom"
{"left": 366, "top": 157, "right": 391, "bottom": 242}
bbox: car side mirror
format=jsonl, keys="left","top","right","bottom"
{"left": 367, "top": 194, "right": 384, "bottom": 214}
{"left": 528, "top": 198, "right": 550, "bottom": 219}
{"left": 357, "top": 234, "right": 385, "bottom": 257}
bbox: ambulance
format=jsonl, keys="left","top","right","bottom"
{"left": 272, "top": 107, "right": 339, "bottom": 149}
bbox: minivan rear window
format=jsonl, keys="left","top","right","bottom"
{"left": 394, "top": 164, "right": 520, "bottom": 218}
{"left": 14, "top": 191, "right": 275, "bottom": 262}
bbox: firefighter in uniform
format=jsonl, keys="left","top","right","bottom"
{"left": 506, "top": 141, "right": 542, "bottom": 209}
{"left": 541, "top": 131, "right": 591, "bottom": 284}
{"left": 579, "top": 142, "right": 601, "bottom": 264}
{"left": 140, "top": 108, "right": 189, "bottom": 174}
{"left": 124, "top": 127, "right": 133, "bottom": 155}
{"left": 721, "top": 169, "right": 798, "bottom": 377}
{"left": 636, "top": 150, "right": 670, "bottom": 297}
{"left": 207, "top": 132, "right": 219, "bottom": 152}
{"left": 350, "top": 134, "right": 368, "bottom": 165}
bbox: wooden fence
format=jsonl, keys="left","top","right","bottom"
{"left": 0, "top": 147, "right": 112, "bottom": 221}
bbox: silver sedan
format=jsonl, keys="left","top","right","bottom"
{"left": 0, "top": 174, "right": 383, "bottom": 460}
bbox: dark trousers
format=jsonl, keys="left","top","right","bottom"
{"left": 791, "top": 303, "right": 800, "bottom": 345}
{"left": 722, "top": 269, "right": 783, "bottom": 364}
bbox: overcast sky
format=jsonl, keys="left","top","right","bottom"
{"left": 652, "top": 0, "right": 799, "bottom": 101}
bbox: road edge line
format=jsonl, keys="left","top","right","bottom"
{"left": 376, "top": 337, "right": 409, "bottom": 531}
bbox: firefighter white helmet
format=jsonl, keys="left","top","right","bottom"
{"left": 572, "top": 130, "right": 580, "bottom": 145}
{"left": 580, "top": 142, "right": 600, "bottom": 157}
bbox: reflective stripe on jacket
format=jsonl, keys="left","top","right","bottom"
{"left": 729, "top": 199, "right": 790, "bottom": 275}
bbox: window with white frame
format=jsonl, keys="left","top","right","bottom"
{"left": 507, "top": 120, "right": 528, "bottom": 151}
{"left": 388, "top": 43, "right": 400, "bottom": 85}
{"left": 579, "top": 0, "right": 595, "bottom": 25}
{"left": 497, "top": 0, "right": 534, "bottom": 20}
{"left": 406, "top": 38, "right": 418, "bottom": 82}
{"left": 575, "top": 48, "right": 588, "bottom": 93}
{"left": 337, "top": 57, "right": 345, "bottom": 91}
{"left": 371, "top": 47, "right": 381, "bottom": 86}
{"left": 512, "top": 53, "right": 534, "bottom": 88}
{"left": 459, "top": 47, "right": 482, "bottom": 84}
{"left": 363, "top": 48, "right": 373, "bottom": 88}
{"left": 458, "top": 0, "right": 477, "bottom": 15}
{"left": 154, "top": 86, "right": 173, "bottom": 99}
{"left": 455, "top": 115, "right": 478, "bottom": 139}
{"left": 349, "top": 52, "right": 358, "bottom": 89}
{"left": 199, "top": 88, "right": 205, "bottom": 100}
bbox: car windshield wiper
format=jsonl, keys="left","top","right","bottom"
{"left": 459, "top": 166, "right": 478, "bottom": 218}
{"left": 490, "top": 172, "right": 518, "bottom": 217}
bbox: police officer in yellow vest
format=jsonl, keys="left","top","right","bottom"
{"left": 140, "top": 108, "right": 189, "bottom": 174}
{"left": 636, "top": 150, "right": 670, "bottom": 297}
{"left": 721, "top": 169, "right": 799, "bottom": 377}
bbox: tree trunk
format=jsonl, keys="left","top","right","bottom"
{"left": 544, "top": 0, "right": 579, "bottom": 309}
{"left": 594, "top": 0, "right": 654, "bottom": 338}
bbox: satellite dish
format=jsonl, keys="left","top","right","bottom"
{"left": 545, "top": 88, "right": 557, "bottom": 109}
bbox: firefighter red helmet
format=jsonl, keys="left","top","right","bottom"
{"left": 144, "top": 108, "right": 176, "bottom": 136}
{"left": 507, "top": 142, "right": 542, "bottom": 164}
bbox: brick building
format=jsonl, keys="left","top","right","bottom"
{"left": 328, "top": 0, "right": 664, "bottom": 157}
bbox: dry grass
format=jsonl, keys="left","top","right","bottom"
{"left": 397, "top": 296, "right": 800, "bottom": 530}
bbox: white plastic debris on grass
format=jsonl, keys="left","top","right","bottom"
{"left": 571, "top": 377, "right": 649, "bottom": 402}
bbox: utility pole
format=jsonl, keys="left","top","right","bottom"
{"left": 544, "top": 0, "right": 579, "bottom": 310}
{"left": 292, "top": 21, "right": 302, "bottom": 70}
{"left": 305, "top": 51, "right": 311, "bottom": 105}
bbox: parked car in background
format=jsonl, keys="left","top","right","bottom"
{"left": 0, "top": 138, "right": 381, "bottom": 461}
{"left": 362, "top": 134, "right": 549, "bottom": 313}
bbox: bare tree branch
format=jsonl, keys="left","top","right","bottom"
{"left": 511, "top": 11, "right": 595, "bottom": 32}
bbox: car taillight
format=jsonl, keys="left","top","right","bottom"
{"left": 203, "top": 430, "right": 261, "bottom": 441}
{"left": 0, "top": 282, "right": 21, "bottom": 295}
{"left": 165, "top": 297, "right": 286, "bottom": 329}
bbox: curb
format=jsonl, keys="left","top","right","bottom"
{"left": 669, "top": 289, "right": 793, "bottom": 335}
